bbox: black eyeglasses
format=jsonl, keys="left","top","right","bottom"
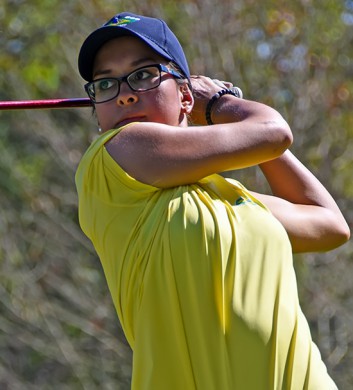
{"left": 84, "top": 64, "right": 183, "bottom": 104}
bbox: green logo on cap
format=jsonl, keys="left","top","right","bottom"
{"left": 106, "top": 16, "right": 140, "bottom": 27}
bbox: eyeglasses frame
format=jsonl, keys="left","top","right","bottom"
{"left": 84, "top": 63, "right": 183, "bottom": 104}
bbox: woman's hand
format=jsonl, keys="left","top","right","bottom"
{"left": 189, "top": 76, "right": 235, "bottom": 125}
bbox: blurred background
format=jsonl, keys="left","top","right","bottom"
{"left": 0, "top": 0, "right": 352, "bottom": 388}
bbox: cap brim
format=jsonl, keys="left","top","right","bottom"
{"left": 78, "top": 26, "right": 173, "bottom": 81}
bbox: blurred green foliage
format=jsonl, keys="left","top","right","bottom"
{"left": 0, "top": 0, "right": 352, "bottom": 388}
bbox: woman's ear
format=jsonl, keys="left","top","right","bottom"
{"left": 179, "top": 83, "right": 194, "bottom": 115}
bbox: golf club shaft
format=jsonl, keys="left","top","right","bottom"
{"left": 0, "top": 98, "right": 92, "bottom": 110}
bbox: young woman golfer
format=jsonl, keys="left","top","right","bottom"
{"left": 75, "top": 11, "right": 349, "bottom": 389}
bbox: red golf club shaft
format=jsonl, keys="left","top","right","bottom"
{"left": 0, "top": 98, "right": 92, "bottom": 110}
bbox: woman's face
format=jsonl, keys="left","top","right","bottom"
{"left": 92, "top": 36, "right": 189, "bottom": 132}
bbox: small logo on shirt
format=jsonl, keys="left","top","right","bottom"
{"left": 235, "top": 196, "right": 257, "bottom": 206}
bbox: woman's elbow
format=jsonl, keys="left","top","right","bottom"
{"left": 291, "top": 211, "right": 351, "bottom": 254}
{"left": 333, "top": 220, "right": 351, "bottom": 247}
{"left": 322, "top": 218, "right": 351, "bottom": 252}
{"left": 280, "top": 120, "right": 293, "bottom": 147}
{"left": 270, "top": 120, "right": 293, "bottom": 157}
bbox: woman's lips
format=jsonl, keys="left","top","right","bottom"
{"left": 116, "top": 116, "right": 145, "bottom": 128}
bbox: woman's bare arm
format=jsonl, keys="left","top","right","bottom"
{"left": 106, "top": 77, "right": 292, "bottom": 187}
{"left": 251, "top": 150, "right": 350, "bottom": 253}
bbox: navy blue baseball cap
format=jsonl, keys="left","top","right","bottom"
{"left": 78, "top": 12, "right": 190, "bottom": 82}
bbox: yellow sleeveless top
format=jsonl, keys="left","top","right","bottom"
{"left": 75, "top": 126, "right": 337, "bottom": 390}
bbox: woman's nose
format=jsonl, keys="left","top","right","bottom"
{"left": 116, "top": 82, "right": 139, "bottom": 106}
